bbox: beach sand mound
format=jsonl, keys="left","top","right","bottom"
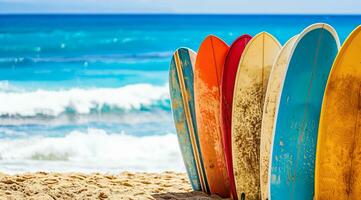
{"left": 0, "top": 171, "right": 224, "bottom": 200}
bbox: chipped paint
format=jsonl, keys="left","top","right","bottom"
{"left": 260, "top": 36, "right": 297, "bottom": 200}
{"left": 270, "top": 24, "right": 340, "bottom": 200}
{"left": 315, "top": 26, "right": 361, "bottom": 200}
{"left": 194, "top": 35, "right": 230, "bottom": 198}
{"left": 232, "top": 32, "right": 281, "bottom": 200}
{"left": 169, "top": 48, "right": 208, "bottom": 192}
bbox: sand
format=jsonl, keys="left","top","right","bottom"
{"left": 0, "top": 171, "right": 225, "bottom": 200}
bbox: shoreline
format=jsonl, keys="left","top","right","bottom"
{"left": 0, "top": 171, "right": 225, "bottom": 199}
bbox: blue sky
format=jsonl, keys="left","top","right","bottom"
{"left": 0, "top": 0, "right": 360, "bottom": 14}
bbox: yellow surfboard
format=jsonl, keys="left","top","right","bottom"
{"left": 315, "top": 26, "right": 361, "bottom": 200}
{"left": 260, "top": 35, "right": 298, "bottom": 200}
{"left": 232, "top": 32, "right": 281, "bottom": 200}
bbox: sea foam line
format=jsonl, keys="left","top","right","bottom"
{"left": 0, "top": 83, "right": 170, "bottom": 117}
{"left": 0, "top": 128, "right": 184, "bottom": 173}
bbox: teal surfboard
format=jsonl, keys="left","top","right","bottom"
{"left": 269, "top": 24, "right": 340, "bottom": 200}
{"left": 169, "top": 48, "right": 209, "bottom": 192}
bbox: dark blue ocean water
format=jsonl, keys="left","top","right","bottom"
{"left": 0, "top": 14, "right": 359, "bottom": 173}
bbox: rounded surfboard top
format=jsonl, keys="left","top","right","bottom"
{"left": 169, "top": 47, "right": 208, "bottom": 192}
{"left": 194, "top": 35, "right": 230, "bottom": 198}
{"left": 260, "top": 35, "right": 298, "bottom": 200}
{"left": 315, "top": 26, "right": 361, "bottom": 199}
{"left": 221, "top": 34, "right": 252, "bottom": 200}
{"left": 269, "top": 23, "right": 340, "bottom": 200}
{"left": 232, "top": 32, "right": 281, "bottom": 200}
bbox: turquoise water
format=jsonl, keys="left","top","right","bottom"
{"left": 0, "top": 14, "right": 359, "bottom": 173}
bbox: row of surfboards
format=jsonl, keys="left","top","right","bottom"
{"left": 168, "top": 23, "right": 361, "bottom": 200}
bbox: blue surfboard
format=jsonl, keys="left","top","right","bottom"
{"left": 169, "top": 48, "right": 209, "bottom": 192}
{"left": 269, "top": 24, "right": 340, "bottom": 200}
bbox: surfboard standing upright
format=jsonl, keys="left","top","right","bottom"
{"left": 260, "top": 35, "right": 298, "bottom": 200}
{"left": 269, "top": 23, "right": 340, "bottom": 200}
{"left": 169, "top": 48, "right": 208, "bottom": 192}
{"left": 232, "top": 32, "right": 281, "bottom": 200}
{"left": 315, "top": 26, "right": 361, "bottom": 200}
{"left": 221, "top": 34, "right": 252, "bottom": 200}
{"left": 194, "top": 35, "right": 230, "bottom": 197}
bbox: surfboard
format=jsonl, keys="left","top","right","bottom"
{"left": 194, "top": 35, "right": 230, "bottom": 197}
{"left": 221, "top": 34, "right": 252, "bottom": 200}
{"left": 169, "top": 48, "right": 209, "bottom": 192}
{"left": 232, "top": 32, "right": 281, "bottom": 200}
{"left": 269, "top": 23, "right": 340, "bottom": 200}
{"left": 314, "top": 26, "right": 361, "bottom": 200}
{"left": 260, "top": 35, "right": 298, "bottom": 200}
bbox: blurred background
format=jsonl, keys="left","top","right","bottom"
{"left": 0, "top": 0, "right": 360, "bottom": 173}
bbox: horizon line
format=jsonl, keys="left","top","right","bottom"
{"left": 0, "top": 13, "right": 360, "bottom": 16}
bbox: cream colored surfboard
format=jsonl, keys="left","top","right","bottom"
{"left": 232, "top": 32, "right": 281, "bottom": 200}
{"left": 260, "top": 35, "right": 298, "bottom": 200}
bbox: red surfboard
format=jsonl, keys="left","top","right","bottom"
{"left": 220, "top": 34, "right": 252, "bottom": 200}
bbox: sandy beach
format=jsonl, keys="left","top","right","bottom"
{"left": 0, "top": 171, "right": 225, "bottom": 200}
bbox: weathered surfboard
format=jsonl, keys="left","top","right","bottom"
{"left": 232, "top": 32, "right": 281, "bottom": 200}
{"left": 194, "top": 35, "right": 230, "bottom": 198}
{"left": 169, "top": 47, "right": 209, "bottom": 192}
{"left": 221, "top": 34, "right": 252, "bottom": 200}
{"left": 269, "top": 23, "right": 340, "bottom": 200}
{"left": 260, "top": 35, "right": 298, "bottom": 200}
{"left": 315, "top": 26, "right": 361, "bottom": 200}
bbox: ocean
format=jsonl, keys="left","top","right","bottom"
{"left": 0, "top": 14, "right": 359, "bottom": 173}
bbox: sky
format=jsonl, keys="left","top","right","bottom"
{"left": 0, "top": 0, "right": 360, "bottom": 14}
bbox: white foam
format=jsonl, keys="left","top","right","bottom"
{"left": 0, "top": 83, "right": 169, "bottom": 117}
{"left": 0, "top": 128, "right": 184, "bottom": 173}
{"left": 0, "top": 81, "right": 22, "bottom": 92}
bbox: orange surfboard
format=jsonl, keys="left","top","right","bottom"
{"left": 194, "top": 35, "right": 230, "bottom": 198}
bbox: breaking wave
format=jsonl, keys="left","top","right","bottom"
{"left": 0, "top": 83, "right": 170, "bottom": 117}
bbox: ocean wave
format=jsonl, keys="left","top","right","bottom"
{"left": 0, "top": 51, "right": 172, "bottom": 66}
{"left": 0, "top": 83, "right": 170, "bottom": 117}
{"left": 0, "top": 128, "right": 184, "bottom": 173}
